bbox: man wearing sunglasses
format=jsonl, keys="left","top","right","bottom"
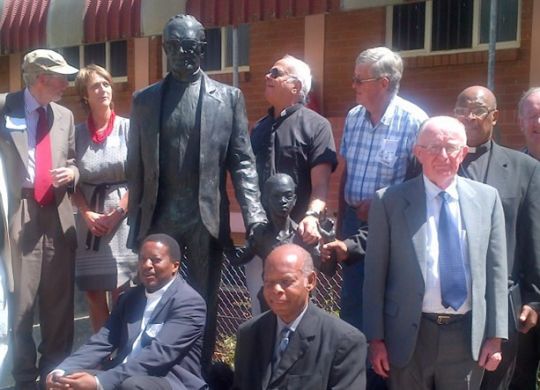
{"left": 126, "top": 14, "right": 266, "bottom": 373}
{"left": 249, "top": 55, "right": 338, "bottom": 313}
{"left": 335, "top": 47, "right": 427, "bottom": 332}
{"left": 454, "top": 86, "right": 540, "bottom": 390}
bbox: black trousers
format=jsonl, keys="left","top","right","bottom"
{"left": 150, "top": 218, "right": 223, "bottom": 373}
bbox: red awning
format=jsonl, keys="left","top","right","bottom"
{"left": 84, "top": 0, "right": 141, "bottom": 44}
{"left": 186, "top": 0, "right": 341, "bottom": 28}
{"left": 0, "top": 0, "right": 342, "bottom": 54}
{"left": 0, "top": 0, "right": 143, "bottom": 54}
{"left": 0, "top": 0, "right": 49, "bottom": 54}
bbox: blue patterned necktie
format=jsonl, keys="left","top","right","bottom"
{"left": 278, "top": 327, "right": 291, "bottom": 356}
{"left": 272, "top": 326, "right": 292, "bottom": 372}
{"left": 438, "top": 191, "right": 467, "bottom": 310}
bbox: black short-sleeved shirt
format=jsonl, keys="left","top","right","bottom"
{"left": 251, "top": 104, "right": 338, "bottom": 222}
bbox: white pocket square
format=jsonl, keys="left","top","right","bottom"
{"left": 5, "top": 116, "right": 26, "bottom": 130}
{"left": 145, "top": 323, "right": 164, "bottom": 338}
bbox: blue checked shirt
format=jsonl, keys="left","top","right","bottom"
{"left": 341, "top": 95, "right": 428, "bottom": 206}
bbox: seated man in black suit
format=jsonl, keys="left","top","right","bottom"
{"left": 46, "top": 234, "right": 207, "bottom": 390}
{"left": 233, "top": 243, "right": 367, "bottom": 390}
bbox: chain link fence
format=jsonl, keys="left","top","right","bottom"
{"left": 214, "top": 258, "right": 343, "bottom": 361}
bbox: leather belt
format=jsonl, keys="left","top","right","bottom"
{"left": 21, "top": 188, "right": 34, "bottom": 199}
{"left": 422, "top": 312, "right": 470, "bottom": 325}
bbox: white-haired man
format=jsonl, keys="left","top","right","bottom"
{"left": 249, "top": 55, "right": 337, "bottom": 313}
{"left": 0, "top": 49, "right": 79, "bottom": 389}
{"left": 519, "top": 87, "right": 540, "bottom": 160}
{"left": 364, "top": 116, "right": 508, "bottom": 389}
{"left": 335, "top": 46, "right": 427, "bottom": 331}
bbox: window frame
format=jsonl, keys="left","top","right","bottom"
{"left": 59, "top": 41, "right": 128, "bottom": 83}
{"left": 385, "top": 0, "right": 521, "bottom": 57}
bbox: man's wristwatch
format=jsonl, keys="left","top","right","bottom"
{"left": 304, "top": 210, "right": 321, "bottom": 219}
{"left": 115, "top": 206, "right": 127, "bottom": 217}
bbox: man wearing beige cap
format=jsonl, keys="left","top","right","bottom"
{"left": 0, "top": 49, "right": 78, "bottom": 389}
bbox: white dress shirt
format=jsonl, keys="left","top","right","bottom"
{"left": 22, "top": 88, "right": 42, "bottom": 188}
{"left": 421, "top": 175, "right": 472, "bottom": 314}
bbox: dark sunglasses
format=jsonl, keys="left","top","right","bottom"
{"left": 163, "top": 39, "right": 206, "bottom": 54}
{"left": 267, "top": 67, "right": 287, "bottom": 79}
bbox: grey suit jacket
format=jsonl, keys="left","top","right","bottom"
{"left": 0, "top": 90, "right": 79, "bottom": 291}
{"left": 463, "top": 142, "right": 540, "bottom": 305}
{"left": 126, "top": 72, "right": 266, "bottom": 248}
{"left": 363, "top": 175, "right": 508, "bottom": 367}
{"left": 57, "top": 276, "right": 207, "bottom": 390}
{"left": 233, "top": 303, "right": 367, "bottom": 390}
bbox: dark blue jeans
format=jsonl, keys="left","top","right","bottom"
{"left": 339, "top": 204, "right": 366, "bottom": 331}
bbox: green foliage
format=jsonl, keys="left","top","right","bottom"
{"left": 214, "top": 334, "right": 237, "bottom": 368}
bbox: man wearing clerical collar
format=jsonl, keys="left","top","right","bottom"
{"left": 454, "top": 86, "right": 540, "bottom": 390}
{"left": 46, "top": 234, "right": 207, "bottom": 390}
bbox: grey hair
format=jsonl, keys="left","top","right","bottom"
{"left": 356, "top": 46, "right": 403, "bottom": 95}
{"left": 518, "top": 87, "right": 540, "bottom": 117}
{"left": 22, "top": 70, "right": 41, "bottom": 87}
{"left": 283, "top": 55, "right": 312, "bottom": 102}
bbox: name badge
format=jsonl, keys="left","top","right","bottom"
{"left": 5, "top": 116, "right": 26, "bottom": 131}
{"left": 377, "top": 138, "right": 398, "bottom": 167}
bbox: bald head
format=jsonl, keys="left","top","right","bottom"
{"left": 454, "top": 86, "right": 499, "bottom": 147}
{"left": 456, "top": 86, "right": 497, "bottom": 110}
{"left": 414, "top": 116, "right": 469, "bottom": 189}
{"left": 263, "top": 244, "right": 316, "bottom": 323}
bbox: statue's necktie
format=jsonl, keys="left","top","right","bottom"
{"left": 34, "top": 106, "right": 54, "bottom": 205}
{"left": 438, "top": 191, "right": 467, "bottom": 310}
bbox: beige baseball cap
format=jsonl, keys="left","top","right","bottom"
{"left": 22, "top": 49, "right": 78, "bottom": 75}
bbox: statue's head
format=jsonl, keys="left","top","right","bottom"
{"left": 263, "top": 174, "right": 297, "bottom": 220}
{"left": 162, "top": 14, "right": 206, "bottom": 80}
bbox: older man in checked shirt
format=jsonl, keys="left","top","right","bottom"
{"left": 336, "top": 47, "right": 427, "bottom": 331}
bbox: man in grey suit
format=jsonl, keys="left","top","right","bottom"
{"left": 363, "top": 116, "right": 508, "bottom": 389}
{"left": 455, "top": 85, "right": 540, "bottom": 389}
{"left": 0, "top": 49, "right": 79, "bottom": 389}
{"left": 233, "top": 244, "right": 366, "bottom": 390}
{"left": 126, "top": 14, "right": 266, "bottom": 370}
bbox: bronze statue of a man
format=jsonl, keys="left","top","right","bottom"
{"left": 126, "top": 14, "right": 266, "bottom": 370}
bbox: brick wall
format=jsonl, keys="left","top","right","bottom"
{"left": 0, "top": 0, "right": 533, "bottom": 226}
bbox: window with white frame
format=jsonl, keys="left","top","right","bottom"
{"left": 202, "top": 24, "right": 250, "bottom": 72}
{"left": 57, "top": 40, "right": 128, "bottom": 80}
{"left": 387, "top": 0, "right": 520, "bottom": 55}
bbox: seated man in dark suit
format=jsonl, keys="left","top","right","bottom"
{"left": 233, "top": 243, "right": 367, "bottom": 390}
{"left": 46, "top": 234, "right": 207, "bottom": 390}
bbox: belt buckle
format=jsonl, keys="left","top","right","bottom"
{"left": 436, "top": 315, "right": 451, "bottom": 325}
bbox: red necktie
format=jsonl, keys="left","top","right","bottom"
{"left": 34, "top": 106, "right": 54, "bottom": 205}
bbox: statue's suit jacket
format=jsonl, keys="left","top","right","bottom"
{"left": 56, "top": 276, "right": 208, "bottom": 390}
{"left": 363, "top": 175, "right": 508, "bottom": 367}
{"left": 233, "top": 303, "right": 367, "bottom": 390}
{"left": 127, "top": 72, "right": 266, "bottom": 248}
{"left": 0, "top": 90, "right": 79, "bottom": 291}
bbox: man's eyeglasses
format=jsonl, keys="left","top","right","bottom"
{"left": 267, "top": 68, "right": 288, "bottom": 79}
{"left": 163, "top": 39, "right": 206, "bottom": 55}
{"left": 352, "top": 76, "right": 380, "bottom": 86}
{"left": 454, "top": 106, "right": 495, "bottom": 119}
{"left": 417, "top": 144, "right": 464, "bottom": 156}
